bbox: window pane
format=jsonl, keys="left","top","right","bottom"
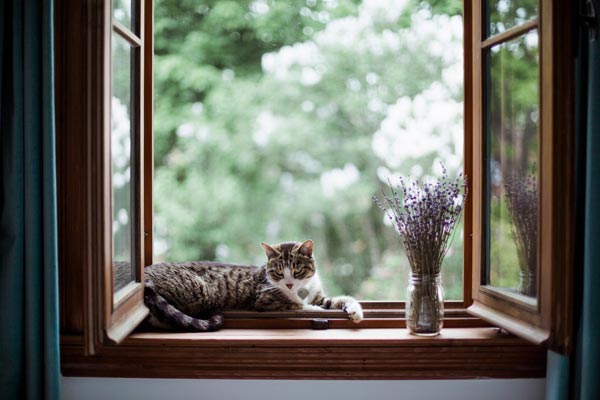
{"left": 486, "top": 30, "right": 538, "bottom": 300}
{"left": 113, "top": 0, "right": 134, "bottom": 32}
{"left": 487, "top": 0, "right": 537, "bottom": 36}
{"left": 112, "top": 32, "right": 135, "bottom": 293}
{"left": 153, "top": 1, "right": 464, "bottom": 300}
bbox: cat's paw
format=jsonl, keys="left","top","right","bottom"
{"left": 302, "top": 304, "right": 324, "bottom": 312}
{"left": 344, "top": 302, "right": 363, "bottom": 323}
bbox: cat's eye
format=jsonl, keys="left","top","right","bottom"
{"left": 270, "top": 269, "right": 283, "bottom": 279}
{"left": 293, "top": 266, "right": 310, "bottom": 278}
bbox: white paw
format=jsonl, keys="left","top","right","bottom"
{"left": 344, "top": 302, "right": 363, "bottom": 323}
{"left": 303, "top": 304, "right": 324, "bottom": 312}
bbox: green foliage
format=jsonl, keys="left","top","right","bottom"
{"left": 417, "top": 0, "right": 462, "bottom": 16}
{"left": 153, "top": 0, "right": 468, "bottom": 300}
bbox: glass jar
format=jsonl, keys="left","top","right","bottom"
{"left": 405, "top": 272, "right": 444, "bottom": 336}
{"left": 516, "top": 270, "right": 536, "bottom": 297}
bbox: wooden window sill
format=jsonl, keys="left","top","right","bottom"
{"left": 60, "top": 327, "right": 546, "bottom": 379}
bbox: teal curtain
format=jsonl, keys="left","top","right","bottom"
{"left": 546, "top": 351, "right": 570, "bottom": 400}
{"left": 574, "top": 0, "right": 600, "bottom": 396}
{"left": 0, "top": 0, "right": 60, "bottom": 399}
{"left": 546, "top": 2, "right": 600, "bottom": 399}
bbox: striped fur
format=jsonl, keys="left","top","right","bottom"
{"left": 144, "top": 241, "right": 363, "bottom": 331}
{"left": 144, "top": 280, "right": 224, "bottom": 331}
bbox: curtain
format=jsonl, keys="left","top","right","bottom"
{"left": 546, "top": 351, "right": 569, "bottom": 400}
{"left": 0, "top": 0, "right": 60, "bottom": 399}
{"left": 574, "top": 0, "right": 600, "bottom": 396}
{"left": 546, "top": 1, "right": 600, "bottom": 399}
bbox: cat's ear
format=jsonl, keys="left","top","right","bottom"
{"left": 298, "top": 240, "right": 314, "bottom": 258}
{"left": 261, "top": 242, "right": 280, "bottom": 258}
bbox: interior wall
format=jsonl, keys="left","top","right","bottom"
{"left": 62, "top": 377, "right": 545, "bottom": 400}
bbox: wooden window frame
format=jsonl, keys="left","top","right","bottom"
{"left": 105, "top": 0, "right": 150, "bottom": 345}
{"left": 54, "top": 0, "right": 576, "bottom": 379}
{"left": 56, "top": 0, "right": 152, "bottom": 355}
{"left": 466, "top": 0, "right": 575, "bottom": 354}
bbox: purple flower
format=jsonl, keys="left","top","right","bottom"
{"left": 504, "top": 171, "right": 537, "bottom": 283}
{"left": 373, "top": 164, "right": 467, "bottom": 275}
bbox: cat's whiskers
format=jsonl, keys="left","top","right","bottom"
{"left": 260, "top": 286, "right": 280, "bottom": 294}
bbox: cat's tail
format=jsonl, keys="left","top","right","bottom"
{"left": 144, "top": 280, "right": 224, "bottom": 332}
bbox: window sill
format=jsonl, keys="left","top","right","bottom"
{"left": 60, "top": 327, "right": 546, "bottom": 379}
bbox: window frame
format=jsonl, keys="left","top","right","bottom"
{"left": 104, "top": 0, "right": 150, "bottom": 344}
{"left": 60, "top": 328, "right": 546, "bottom": 379}
{"left": 55, "top": 0, "right": 573, "bottom": 378}
{"left": 466, "top": 0, "right": 575, "bottom": 354}
{"left": 55, "top": 0, "right": 152, "bottom": 354}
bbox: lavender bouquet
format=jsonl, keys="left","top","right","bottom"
{"left": 504, "top": 173, "right": 537, "bottom": 297}
{"left": 373, "top": 165, "right": 466, "bottom": 335}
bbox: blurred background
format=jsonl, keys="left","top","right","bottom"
{"left": 151, "top": 0, "right": 466, "bottom": 300}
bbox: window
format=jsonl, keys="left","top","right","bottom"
{"left": 55, "top": 0, "right": 152, "bottom": 353}
{"left": 152, "top": 0, "right": 466, "bottom": 303}
{"left": 107, "top": 0, "right": 151, "bottom": 343}
{"left": 150, "top": 0, "right": 473, "bottom": 327}
{"left": 466, "top": 0, "right": 574, "bottom": 353}
{"left": 56, "top": 0, "right": 573, "bottom": 378}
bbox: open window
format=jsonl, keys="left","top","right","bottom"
{"left": 148, "top": 0, "right": 473, "bottom": 327}
{"left": 466, "top": 0, "right": 574, "bottom": 353}
{"left": 106, "top": 0, "right": 151, "bottom": 344}
{"left": 55, "top": 0, "right": 574, "bottom": 378}
{"left": 56, "top": 0, "right": 153, "bottom": 354}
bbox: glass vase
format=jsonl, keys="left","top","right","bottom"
{"left": 516, "top": 269, "right": 536, "bottom": 297}
{"left": 405, "top": 272, "right": 444, "bottom": 336}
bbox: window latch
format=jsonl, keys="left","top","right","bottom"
{"left": 311, "top": 319, "right": 329, "bottom": 330}
{"left": 582, "top": 0, "right": 598, "bottom": 41}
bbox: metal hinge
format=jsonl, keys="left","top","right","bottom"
{"left": 582, "top": 0, "right": 598, "bottom": 41}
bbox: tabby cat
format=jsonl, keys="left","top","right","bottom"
{"left": 144, "top": 240, "right": 363, "bottom": 331}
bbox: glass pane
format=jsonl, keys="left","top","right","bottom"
{"left": 487, "top": 0, "right": 538, "bottom": 36}
{"left": 486, "top": 30, "right": 539, "bottom": 299}
{"left": 113, "top": 0, "right": 134, "bottom": 31}
{"left": 112, "top": 32, "right": 135, "bottom": 293}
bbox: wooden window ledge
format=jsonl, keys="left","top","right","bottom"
{"left": 61, "top": 328, "right": 546, "bottom": 379}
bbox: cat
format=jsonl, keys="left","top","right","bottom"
{"left": 143, "top": 240, "right": 363, "bottom": 331}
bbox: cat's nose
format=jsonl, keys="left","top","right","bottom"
{"left": 286, "top": 284, "right": 293, "bottom": 290}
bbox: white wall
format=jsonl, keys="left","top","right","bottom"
{"left": 62, "top": 377, "right": 545, "bottom": 400}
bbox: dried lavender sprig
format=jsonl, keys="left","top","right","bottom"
{"left": 373, "top": 165, "right": 467, "bottom": 276}
{"left": 504, "top": 172, "right": 537, "bottom": 280}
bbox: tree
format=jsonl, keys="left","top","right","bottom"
{"left": 153, "top": 0, "right": 466, "bottom": 300}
